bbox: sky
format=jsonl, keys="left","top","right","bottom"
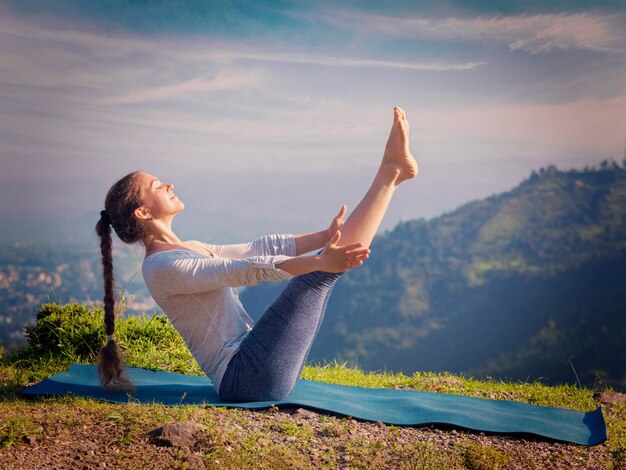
{"left": 1, "top": 0, "right": 625, "bottom": 245}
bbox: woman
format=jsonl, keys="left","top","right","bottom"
{"left": 95, "top": 107, "right": 418, "bottom": 402}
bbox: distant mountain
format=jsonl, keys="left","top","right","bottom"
{"left": 241, "top": 164, "right": 626, "bottom": 391}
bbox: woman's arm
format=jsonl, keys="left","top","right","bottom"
{"left": 202, "top": 234, "right": 295, "bottom": 259}
{"left": 293, "top": 205, "right": 347, "bottom": 256}
{"left": 278, "top": 231, "right": 369, "bottom": 276}
{"left": 199, "top": 205, "right": 347, "bottom": 258}
{"left": 292, "top": 230, "right": 331, "bottom": 256}
{"left": 144, "top": 232, "right": 369, "bottom": 296}
{"left": 145, "top": 253, "right": 296, "bottom": 296}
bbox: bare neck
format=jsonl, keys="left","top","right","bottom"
{"left": 143, "top": 218, "right": 183, "bottom": 256}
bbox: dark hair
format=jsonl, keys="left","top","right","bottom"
{"left": 94, "top": 171, "right": 147, "bottom": 392}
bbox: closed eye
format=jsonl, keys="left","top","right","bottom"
{"left": 151, "top": 179, "right": 163, "bottom": 191}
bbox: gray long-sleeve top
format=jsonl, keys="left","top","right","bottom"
{"left": 141, "top": 234, "right": 296, "bottom": 394}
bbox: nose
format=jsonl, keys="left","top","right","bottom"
{"left": 167, "top": 183, "right": 174, "bottom": 192}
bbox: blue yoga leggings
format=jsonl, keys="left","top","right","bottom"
{"left": 218, "top": 270, "right": 342, "bottom": 402}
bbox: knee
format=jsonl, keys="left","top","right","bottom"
{"left": 298, "top": 271, "right": 342, "bottom": 289}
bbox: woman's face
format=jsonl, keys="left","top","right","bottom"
{"left": 135, "top": 172, "right": 185, "bottom": 221}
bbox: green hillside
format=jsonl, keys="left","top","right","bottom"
{"left": 242, "top": 164, "right": 626, "bottom": 391}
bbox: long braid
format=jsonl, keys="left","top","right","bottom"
{"left": 99, "top": 212, "right": 115, "bottom": 338}
{"left": 94, "top": 171, "right": 146, "bottom": 393}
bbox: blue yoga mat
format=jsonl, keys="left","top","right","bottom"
{"left": 20, "top": 363, "right": 606, "bottom": 446}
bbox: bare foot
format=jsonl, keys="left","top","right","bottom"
{"left": 381, "top": 107, "right": 419, "bottom": 185}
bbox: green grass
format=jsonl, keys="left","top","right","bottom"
{"left": 14, "top": 303, "right": 204, "bottom": 376}
{"left": 0, "top": 302, "right": 624, "bottom": 469}
{"left": 0, "top": 417, "right": 43, "bottom": 449}
{"left": 302, "top": 360, "right": 598, "bottom": 411}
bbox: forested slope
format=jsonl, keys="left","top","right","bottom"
{"left": 241, "top": 165, "right": 626, "bottom": 390}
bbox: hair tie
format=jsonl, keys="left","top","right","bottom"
{"left": 107, "top": 334, "right": 113, "bottom": 341}
{"left": 100, "top": 210, "right": 111, "bottom": 226}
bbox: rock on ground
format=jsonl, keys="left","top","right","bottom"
{"left": 148, "top": 420, "right": 209, "bottom": 448}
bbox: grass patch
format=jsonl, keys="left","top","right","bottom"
{"left": 0, "top": 416, "right": 43, "bottom": 449}
{"left": 9, "top": 303, "right": 203, "bottom": 376}
{"left": 462, "top": 442, "right": 511, "bottom": 470}
{"left": 302, "top": 360, "right": 598, "bottom": 411}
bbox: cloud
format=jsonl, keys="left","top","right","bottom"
{"left": 322, "top": 11, "right": 626, "bottom": 54}
{"left": 100, "top": 73, "right": 263, "bottom": 105}
{"left": 0, "top": 5, "right": 484, "bottom": 109}
{"left": 217, "top": 51, "right": 484, "bottom": 72}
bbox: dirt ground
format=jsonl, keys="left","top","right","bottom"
{"left": 0, "top": 401, "right": 614, "bottom": 469}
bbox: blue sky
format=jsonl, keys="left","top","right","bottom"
{"left": 1, "top": 0, "right": 625, "bottom": 244}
